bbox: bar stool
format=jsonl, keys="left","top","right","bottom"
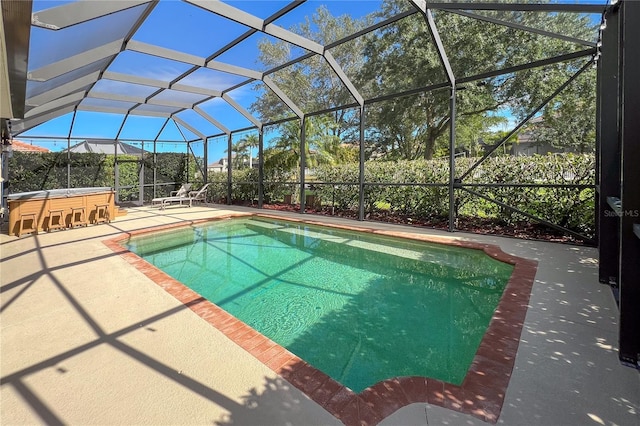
{"left": 69, "top": 206, "right": 88, "bottom": 228}
{"left": 94, "top": 203, "right": 110, "bottom": 224}
{"left": 18, "top": 213, "right": 37, "bottom": 237}
{"left": 47, "top": 209, "right": 66, "bottom": 232}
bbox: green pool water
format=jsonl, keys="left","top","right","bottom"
{"left": 125, "top": 217, "right": 513, "bottom": 392}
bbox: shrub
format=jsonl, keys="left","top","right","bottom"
{"left": 311, "top": 153, "right": 595, "bottom": 237}
{"left": 8, "top": 150, "right": 595, "bottom": 238}
{"left": 8, "top": 151, "right": 194, "bottom": 203}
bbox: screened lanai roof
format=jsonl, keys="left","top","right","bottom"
{"left": 3, "top": 0, "right": 609, "bottom": 143}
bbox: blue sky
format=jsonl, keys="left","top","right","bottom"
{"left": 20, "top": 0, "right": 605, "bottom": 162}
{"left": 22, "top": 1, "right": 389, "bottom": 160}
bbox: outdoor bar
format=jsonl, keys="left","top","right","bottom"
{"left": 7, "top": 187, "right": 114, "bottom": 236}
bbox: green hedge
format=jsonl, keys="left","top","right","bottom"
{"left": 215, "top": 154, "right": 594, "bottom": 237}
{"left": 454, "top": 154, "right": 595, "bottom": 235}
{"left": 14, "top": 150, "right": 593, "bottom": 237}
{"left": 8, "top": 152, "right": 115, "bottom": 193}
{"left": 208, "top": 166, "right": 299, "bottom": 205}
{"left": 8, "top": 152, "right": 193, "bottom": 202}
{"left": 311, "top": 154, "right": 595, "bottom": 237}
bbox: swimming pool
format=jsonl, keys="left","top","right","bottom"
{"left": 123, "top": 216, "right": 513, "bottom": 392}
{"left": 107, "top": 213, "right": 537, "bottom": 424}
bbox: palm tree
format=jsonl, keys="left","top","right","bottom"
{"left": 264, "top": 121, "right": 302, "bottom": 172}
{"left": 264, "top": 116, "right": 355, "bottom": 172}
{"left": 238, "top": 133, "right": 259, "bottom": 168}
{"left": 225, "top": 139, "right": 252, "bottom": 169}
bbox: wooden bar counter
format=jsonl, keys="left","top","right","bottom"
{"left": 7, "top": 187, "right": 115, "bottom": 236}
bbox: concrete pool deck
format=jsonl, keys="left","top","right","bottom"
{"left": 1, "top": 205, "right": 638, "bottom": 425}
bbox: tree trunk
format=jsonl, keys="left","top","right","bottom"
{"left": 424, "top": 132, "right": 437, "bottom": 160}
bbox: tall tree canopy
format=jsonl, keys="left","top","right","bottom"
{"left": 361, "top": 0, "right": 596, "bottom": 159}
{"left": 529, "top": 71, "right": 596, "bottom": 153}
{"left": 251, "top": 1, "right": 597, "bottom": 164}
{"left": 252, "top": 5, "right": 372, "bottom": 135}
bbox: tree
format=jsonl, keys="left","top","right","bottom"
{"left": 237, "top": 133, "right": 259, "bottom": 168}
{"left": 252, "top": 5, "right": 373, "bottom": 142}
{"left": 360, "top": 0, "right": 596, "bottom": 160}
{"left": 528, "top": 71, "right": 596, "bottom": 153}
{"left": 226, "top": 139, "right": 250, "bottom": 169}
{"left": 455, "top": 114, "right": 507, "bottom": 157}
{"left": 251, "top": 1, "right": 596, "bottom": 162}
{"left": 264, "top": 121, "right": 300, "bottom": 172}
{"left": 264, "top": 115, "right": 358, "bottom": 173}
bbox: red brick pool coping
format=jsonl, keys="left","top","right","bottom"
{"left": 103, "top": 213, "right": 538, "bottom": 425}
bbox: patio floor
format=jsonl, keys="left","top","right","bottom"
{"left": 1, "top": 205, "right": 638, "bottom": 425}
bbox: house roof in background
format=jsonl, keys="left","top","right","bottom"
{"left": 65, "top": 139, "right": 145, "bottom": 154}
{"left": 11, "top": 139, "right": 50, "bottom": 152}
{"left": 208, "top": 158, "right": 226, "bottom": 168}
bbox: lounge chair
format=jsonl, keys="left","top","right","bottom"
{"left": 157, "top": 183, "right": 210, "bottom": 210}
{"left": 151, "top": 184, "right": 191, "bottom": 208}
{"left": 187, "top": 183, "right": 210, "bottom": 205}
